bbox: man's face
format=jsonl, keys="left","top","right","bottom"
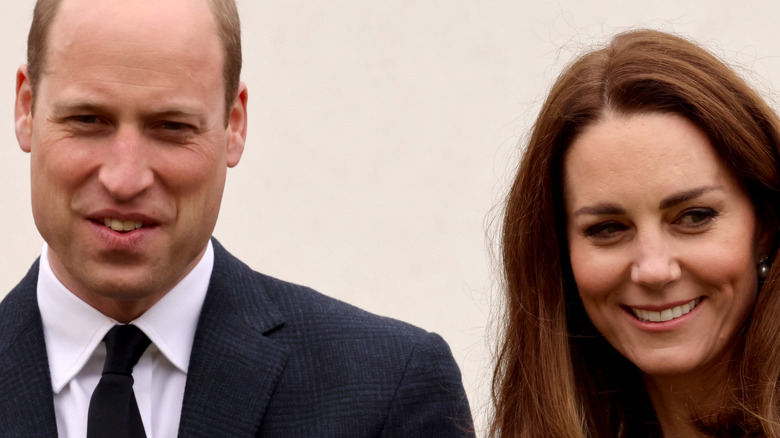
{"left": 14, "top": 0, "right": 247, "bottom": 320}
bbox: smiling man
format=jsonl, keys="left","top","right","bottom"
{"left": 1, "top": 0, "right": 473, "bottom": 437}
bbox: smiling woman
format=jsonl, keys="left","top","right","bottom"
{"left": 566, "top": 113, "right": 760, "bottom": 392}
{"left": 491, "top": 30, "right": 780, "bottom": 437}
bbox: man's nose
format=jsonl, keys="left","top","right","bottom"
{"left": 97, "top": 128, "right": 154, "bottom": 201}
{"left": 630, "top": 230, "right": 681, "bottom": 289}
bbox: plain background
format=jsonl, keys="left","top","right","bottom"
{"left": 4, "top": 1, "right": 780, "bottom": 435}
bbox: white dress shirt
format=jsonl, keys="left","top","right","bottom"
{"left": 37, "top": 241, "right": 213, "bottom": 438}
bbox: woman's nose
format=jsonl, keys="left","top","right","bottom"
{"left": 630, "top": 231, "right": 681, "bottom": 289}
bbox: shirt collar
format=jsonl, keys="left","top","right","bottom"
{"left": 38, "top": 241, "right": 214, "bottom": 393}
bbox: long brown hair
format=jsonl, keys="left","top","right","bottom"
{"left": 491, "top": 29, "right": 780, "bottom": 437}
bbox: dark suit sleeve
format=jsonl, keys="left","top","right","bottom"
{"left": 379, "top": 332, "right": 475, "bottom": 438}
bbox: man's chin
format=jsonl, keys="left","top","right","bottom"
{"left": 71, "top": 279, "right": 172, "bottom": 322}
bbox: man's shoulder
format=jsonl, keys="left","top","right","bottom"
{"left": 211, "top": 239, "right": 439, "bottom": 346}
{"left": 207, "top": 239, "right": 465, "bottom": 392}
{"left": 265, "top": 272, "right": 444, "bottom": 352}
{"left": 0, "top": 260, "right": 40, "bottom": 339}
{"left": 206, "top": 241, "right": 473, "bottom": 437}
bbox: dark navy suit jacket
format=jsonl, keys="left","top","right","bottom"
{"left": 0, "top": 239, "right": 473, "bottom": 437}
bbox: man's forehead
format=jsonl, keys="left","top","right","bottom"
{"left": 42, "top": 0, "right": 222, "bottom": 77}
{"left": 55, "top": 0, "right": 213, "bottom": 13}
{"left": 33, "top": 0, "right": 226, "bottom": 116}
{"left": 49, "top": 0, "right": 219, "bottom": 50}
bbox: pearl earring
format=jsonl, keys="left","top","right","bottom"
{"left": 759, "top": 256, "right": 771, "bottom": 281}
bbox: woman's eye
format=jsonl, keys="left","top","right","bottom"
{"left": 584, "top": 222, "right": 627, "bottom": 240}
{"left": 675, "top": 208, "right": 718, "bottom": 228}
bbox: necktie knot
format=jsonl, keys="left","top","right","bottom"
{"left": 102, "top": 324, "right": 151, "bottom": 375}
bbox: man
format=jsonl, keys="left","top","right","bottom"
{"left": 2, "top": 0, "right": 473, "bottom": 436}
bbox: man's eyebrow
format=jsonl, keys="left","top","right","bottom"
{"left": 143, "top": 107, "right": 204, "bottom": 119}
{"left": 658, "top": 186, "right": 721, "bottom": 210}
{"left": 572, "top": 203, "right": 626, "bottom": 217}
{"left": 143, "top": 108, "right": 208, "bottom": 129}
{"left": 51, "top": 101, "right": 105, "bottom": 116}
{"left": 50, "top": 102, "right": 204, "bottom": 121}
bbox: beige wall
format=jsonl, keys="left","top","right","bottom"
{"left": 3, "top": 1, "right": 780, "bottom": 435}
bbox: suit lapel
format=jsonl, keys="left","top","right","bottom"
{"left": 178, "top": 241, "right": 288, "bottom": 438}
{"left": 0, "top": 261, "right": 58, "bottom": 437}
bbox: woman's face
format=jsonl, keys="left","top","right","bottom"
{"left": 563, "top": 112, "right": 761, "bottom": 378}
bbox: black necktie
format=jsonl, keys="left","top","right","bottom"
{"left": 87, "top": 324, "right": 151, "bottom": 438}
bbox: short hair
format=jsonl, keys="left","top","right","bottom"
{"left": 491, "top": 29, "right": 780, "bottom": 437}
{"left": 26, "top": 0, "right": 242, "bottom": 123}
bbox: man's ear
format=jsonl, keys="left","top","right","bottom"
{"left": 15, "top": 65, "right": 33, "bottom": 153}
{"left": 226, "top": 82, "right": 248, "bottom": 168}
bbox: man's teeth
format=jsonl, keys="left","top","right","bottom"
{"left": 103, "top": 218, "right": 144, "bottom": 232}
{"left": 632, "top": 298, "right": 702, "bottom": 323}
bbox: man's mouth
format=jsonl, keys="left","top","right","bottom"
{"left": 630, "top": 297, "right": 702, "bottom": 323}
{"left": 102, "top": 218, "right": 145, "bottom": 233}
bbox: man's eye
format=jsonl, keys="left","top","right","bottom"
{"left": 160, "top": 122, "right": 191, "bottom": 131}
{"left": 72, "top": 115, "right": 99, "bottom": 124}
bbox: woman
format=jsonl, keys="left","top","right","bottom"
{"left": 491, "top": 29, "right": 780, "bottom": 437}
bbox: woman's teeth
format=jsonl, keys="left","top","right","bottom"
{"left": 632, "top": 297, "right": 702, "bottom": 323}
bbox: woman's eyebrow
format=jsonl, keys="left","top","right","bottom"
{"left": 571, "top": 186, "right": 722, "bottom": 217}
{"left": 658, "top": 186, "right": 721, "bottom": 210}
{"left": 572, "top": 203, "right": 626, "bottom": 217}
